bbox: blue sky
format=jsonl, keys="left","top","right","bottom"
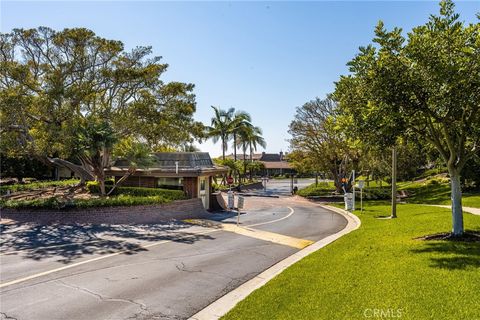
{"left": 2, "top": 1, "right": 479, "bottom": 157}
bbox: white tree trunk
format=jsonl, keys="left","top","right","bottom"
{"left": 449, "top": 169, "right": 464, "bottom": 236}
{"left": 391, "top": 146, "right": 397, "bottom": 218}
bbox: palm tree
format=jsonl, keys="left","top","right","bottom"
{"left": 237, "top": 125, "right": 266, "bottom": 181}
{"left": 247, "top": 126, "right": 266, "bottom": 180}
{"left": 247, "top": 126, "right": 266, "bottom": 162}
{"left": 236, "top": 124, "right": 253, "bottom": 182}
{"left": 230, "top": 110, "right": 252, "bottom": 162}
{"left": 207, "top": 106, "right": 235, "bottom": 160}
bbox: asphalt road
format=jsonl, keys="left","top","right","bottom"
{"left": 0, "top": 180, "right": 346, "bottom": 320}
{"left": 254, "top": 178, "right": 318, "bottom": 195}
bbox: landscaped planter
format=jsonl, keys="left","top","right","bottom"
{"left": 0, "top": 198, "right": 207, "bottom": 224}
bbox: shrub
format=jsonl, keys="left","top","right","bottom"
{"left": 212, "top": 182, "right": 238, "bottom": 191}
{"left": 0, "top": 194, "right": 170, "bottom": 209}
{"left": 297, "top": 182, "right": 334, "bottom": 197}
{"left": 86, "top": 181, "right": 186, "bottom": 201}
{"left": 0, "top": 179, "right": 80, "bottom": 195}
{"left": 361, "top": 187, "right": 391, "bottom": 200}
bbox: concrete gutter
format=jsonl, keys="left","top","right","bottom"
{"left": 189, "top": 204, "right": 361, "bottom": 320}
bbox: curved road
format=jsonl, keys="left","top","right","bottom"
{"left": 0, "top": 181, "right": 346, "bottom": 320}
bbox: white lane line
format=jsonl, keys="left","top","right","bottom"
{"left": 0, "top": 240, "right": 105, "bottom": 256}
{"left": 0, "top": 229, "right": 218, "bottom": 289}
{"left": 245, "top": 206, "right": 295, "bottom": 228}
{"left": 1, "top": 206, "right": 296, "bottom": 288}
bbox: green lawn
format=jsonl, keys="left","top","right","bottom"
{"left": 297, "top": 179, "right": 480, "bottom": 208}
{"left": 223, "top": 203, "right": 480, "bottom": 320}
{"left": 296, "top": 182, "right": 335, "bottom": 197}
{"left": 397, "top": 180, "right": 480, "bottom": 208}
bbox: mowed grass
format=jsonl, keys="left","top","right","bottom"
{"left": 398, "top": 180, "right": 480, "bottom": 208}
{"left": 297, "top": 179, "right": 480, "bottom": 208}
{"left": 222, "top": 204, "right": 480, "bottom": 320}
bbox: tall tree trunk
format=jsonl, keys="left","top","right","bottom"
{"left": 331, "top": 168, "right": 342, "bottom": 193}
{"left": 221, "top": 135, "right": 226, "bottom": 160}
{"left": 249, "top": 142, "right": 253, "bottom": 162}
{"left": 243, "top": 145, "right": 247, "bottom": 183}
{"left": 99, "top": 179, "right": 106, "bottom": 196}
{"left": 391, "top": 146, "right": 397, "bottom": 218}
{"left": 249, "top": 142, "right": 253, "bottom": 181}
{"left": 449, "top": 167, "right": 464, "bottom": 236}
{"left": 233, "top": 133, "right": 237, "bottom": 161}
{"left": 221, "top": 135, "right": 226, "bottom": 185}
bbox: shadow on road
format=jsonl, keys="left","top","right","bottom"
{"left": 0, "top": 222, "right": 215, "bottom": 263}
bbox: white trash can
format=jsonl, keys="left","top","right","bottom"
{"left": 344, "top": 192, "right": 353, "bottom": 211}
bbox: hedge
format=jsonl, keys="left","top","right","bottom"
{"left": 0, "top": 194, "right": 171, "bottom": 209}
{"left": 85, "top": 182, "right": 186, "bottom": 201}
{"left": 0, "top": 179, "right": 80, "bottom": 195}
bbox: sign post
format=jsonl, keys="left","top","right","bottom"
{"left": 237, "top": 196, "right": 244, "bottom": 226}
{"left": 261, "top": 176, "right": 268, "bottom": 192}
{"left": 227, "top": 190, "right": 234, "bottom": 210}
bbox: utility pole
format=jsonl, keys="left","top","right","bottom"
{"left": 391, "top": 145, "right": 397, "bottom": 218}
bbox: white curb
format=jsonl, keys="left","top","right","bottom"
{"left": 189, "top": 204, "right": 361, "bottom": 320}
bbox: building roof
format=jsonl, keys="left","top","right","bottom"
{"left": 263, "top": 161, "right": 292, "bottom": 169}
{"left": 259, "top": 153, "right": 283, "bottom": 162}
{"left": 225, "top": 152, "right": 288, "bottom": 162}
{"left": 224, "top": 152, "right": 293, "bottom": 170}
{"left": 106, "top": 152, "right": 227, "bottom": 177}
{"left": 225, "top": 153, "right": 263, "bottom": 161}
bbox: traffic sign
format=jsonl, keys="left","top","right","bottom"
{"left": 357, "top": 180, "right": 365, "bottom": 189}
{"left": 227, "top": 176, "right": 234, "bottom": 185}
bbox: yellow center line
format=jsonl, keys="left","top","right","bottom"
{"left": 186, "top": 207, "right": 314, "bottom": 249}
{"left": 221, "top": 224, "right": 313, "bottom": 249}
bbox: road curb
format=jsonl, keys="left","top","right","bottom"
{"left": 189, "top": 204, "right": 361, "bottom": 320}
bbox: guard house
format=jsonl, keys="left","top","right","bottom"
{"left": 105, "top": 152, "right": 227, "bottom": 210}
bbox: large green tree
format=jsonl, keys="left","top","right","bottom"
{"left": 334, "top": 0, "right": 480, "bottom": 236}
{"left": 0, "top": 27, "right": 202, "bottom": 194}
{"left": 289, "top": 96, "right": 361, "bottom": 193}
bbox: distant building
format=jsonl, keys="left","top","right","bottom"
{"left": 105, "top": 152, "right": 227, "bottom": 210}
{"left": 226, "top": 151, "right": 295, "bottom": 176}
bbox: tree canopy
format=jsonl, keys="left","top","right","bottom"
{"left": 0, "top": 27, "right": 203, "bottom": 193}
{"left": 334, "top": 0, "right": 480, "bottom": 235}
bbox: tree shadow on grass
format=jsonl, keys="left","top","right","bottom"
{"left": 411, "top": 231, "right": 480, "bottom": 270}
{"left": 0, "top": 221, "right": 215, "bottom": 263}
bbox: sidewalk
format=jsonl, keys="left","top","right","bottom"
{"left": 429, "top": 204, "right": 480, "bottom": 216}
